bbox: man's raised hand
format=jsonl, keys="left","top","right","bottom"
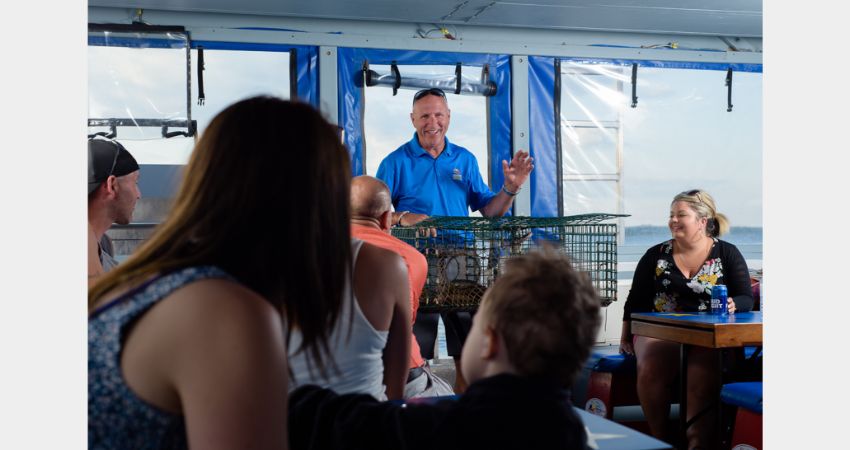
{"left": 502, "top": 149, "right": 534, "bottom": 191}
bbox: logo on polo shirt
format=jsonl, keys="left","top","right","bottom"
{"left": 452, "top": 168, "right": 462, "bottom": 181}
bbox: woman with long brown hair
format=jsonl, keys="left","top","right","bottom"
{"left": 88, "top": 96, "right": 352, "bottom": 449}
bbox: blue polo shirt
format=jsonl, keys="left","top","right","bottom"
{"left": 376, "top": 133, "right": 496, "bottom": 216}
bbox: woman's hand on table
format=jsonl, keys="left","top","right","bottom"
{"left": 727, "top": 297, "right": 737, "bottom": 314}
{"left": 619, "top": 338, "right": 634, "bottom": 356}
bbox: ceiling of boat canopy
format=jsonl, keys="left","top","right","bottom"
{"left": 88, "top": 0, "right": 763, "bottom": 38}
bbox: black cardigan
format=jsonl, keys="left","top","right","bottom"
{"left": 623, "top": 238, "right": 754, "bottom": 321}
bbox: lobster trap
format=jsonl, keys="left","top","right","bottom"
{"left": 391, "top": 214, "right": 625, "bottom": 312}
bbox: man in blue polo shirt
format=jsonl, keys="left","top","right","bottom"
{"left": 376, "top": 88, "right": 533, "bottom": 393}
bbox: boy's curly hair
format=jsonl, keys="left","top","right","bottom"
{"left": 480, "top": 246, "right": 601, "bottom": 386}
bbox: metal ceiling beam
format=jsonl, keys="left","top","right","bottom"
{"left": 89, "top": 7, "right": 761, "bottom": 65}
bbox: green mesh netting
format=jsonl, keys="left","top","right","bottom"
{"left": 391, "top": 214, "right": 627, "bottom": 312}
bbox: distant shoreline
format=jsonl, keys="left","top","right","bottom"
{"left": 619, "top": 225, "right": 762, "bottom": 279}
{"left": 624, "top": 225, "right": 762, "bottom": 246}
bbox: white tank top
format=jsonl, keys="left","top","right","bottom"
{"left": 287, "top": 239, "right": 390, "bottom": 400}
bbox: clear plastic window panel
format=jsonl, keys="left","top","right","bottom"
{"left": 89, "top": 41, "right": 292, "bottom": 236}
{"left": 88, "top": 32, "right": 188, "bottom": 120}
{"left": 364, "top": 65, "right": 489, "bottom": 217}
{"left": 188, "top": 49, "right": 291, "bottom": 141}
{"left": 88, "top": 44, "right": 291, "bottom": 166}
{"left": 563, "top": 180, "right": 619, "bottom": 216}
{"left": 562, "top": 126, "right": 619, "bottom": 176}
{"left": 559, "top": 61, "right": 763, "bottom": 232}
{"left": 88, "top": 31, "right": 191, "bottom": 164}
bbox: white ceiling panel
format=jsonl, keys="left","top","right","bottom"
{"left": 470, "top": 3, "right": 761, "bottom": 37}
{"left": 88, "top": 0, "right": 762, "bottom": 37}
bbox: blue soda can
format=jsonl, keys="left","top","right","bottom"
{"left": 711, "top": 284, "right": 728, "bottom": 315}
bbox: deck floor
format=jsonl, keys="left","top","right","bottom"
{"left": 424, "top": 343, "right": 621, "bottom": 398}
{"left": 429, "top": 358, "right": 457, "bottom": 387}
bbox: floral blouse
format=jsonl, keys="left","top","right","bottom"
{"left": 623, "top": 238, "right": 754, "bottom": 320}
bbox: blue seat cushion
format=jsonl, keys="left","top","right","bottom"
{"left": 721, "top": 382, "right": 762, "bottom": 414}
{"left": 584, "top": 351, "right": 607, "bottom": 370}
{"left": 591, "top": 353, "right": 637, "bottom": 374}
{"left": 744, "top": 346, "right": 762, "bottom": 359}
{"left": 387, "top": 395, "right": 459, "bottom": 407}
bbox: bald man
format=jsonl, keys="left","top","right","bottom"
{"left": 351, "top": 175, "right": 454, "bottom": 398}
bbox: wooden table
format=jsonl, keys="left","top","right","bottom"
{"left": 630, "top": 312, "right": 762, "bottom": 349}
{"left": 630, "top": 312, "right": 763, "bottom": 448}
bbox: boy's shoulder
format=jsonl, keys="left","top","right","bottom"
{"left": 439, "top": 374, "right": 589, "bottom": 449}
{"left": 289, "top": 385, "right": 447, "bottom": 450}
{"left": 289, "top": 377, "right": 589, "bottom": 450}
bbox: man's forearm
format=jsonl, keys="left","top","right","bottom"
{"left": 480, "top": 189, "right": 516, "bottom": 217}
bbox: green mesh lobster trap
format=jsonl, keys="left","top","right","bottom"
{"left": 391, "top": 213, "right": 626, "bottom": 312}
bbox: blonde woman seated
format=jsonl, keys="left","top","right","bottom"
{"left": 620, "top": 189, "right": 754, "bottom": 450}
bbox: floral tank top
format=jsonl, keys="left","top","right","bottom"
{"left": 88, "top": 266, "right": 231, "bottom": 450}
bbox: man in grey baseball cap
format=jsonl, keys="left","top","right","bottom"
{"left": 88, "top": 137, "right": 141, "bottom": 284}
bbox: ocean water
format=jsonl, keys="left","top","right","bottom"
{"left": 623, "top": 225, "right": 762, "bottom": 246}
{"left": 619, "top": 225, "right": 762, "bottom": 280}
{"left": 433, "top": 226, "right": 763, "bottom": 359}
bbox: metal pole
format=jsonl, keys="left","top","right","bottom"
{"left": 511, "top": 55, "right": 530, "bottom": 216}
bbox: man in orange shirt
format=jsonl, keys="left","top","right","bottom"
{"left": 350, "top": 176, "right": 454, "bottom": 398}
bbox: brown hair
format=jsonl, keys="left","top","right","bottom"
{"left": 672, "top": 189, "right": 729, "bottom": 237}
{"left": 480, "top": 246, "right": 601, "bottom": 386}
{"left": 89, "top": 96, "right": 352, "bottom": 373}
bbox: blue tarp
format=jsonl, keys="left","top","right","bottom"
{"left": 88, "top": 36, "right": 186, "bottom": 49}
{"left": 336, "top": 48, "right": 512, "bottom": 185}
{"left": 559, "top": 56, "right": 763, "bottom": 73}
{"left": 528, "top": 56, "right": 558, "bottom": 217}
